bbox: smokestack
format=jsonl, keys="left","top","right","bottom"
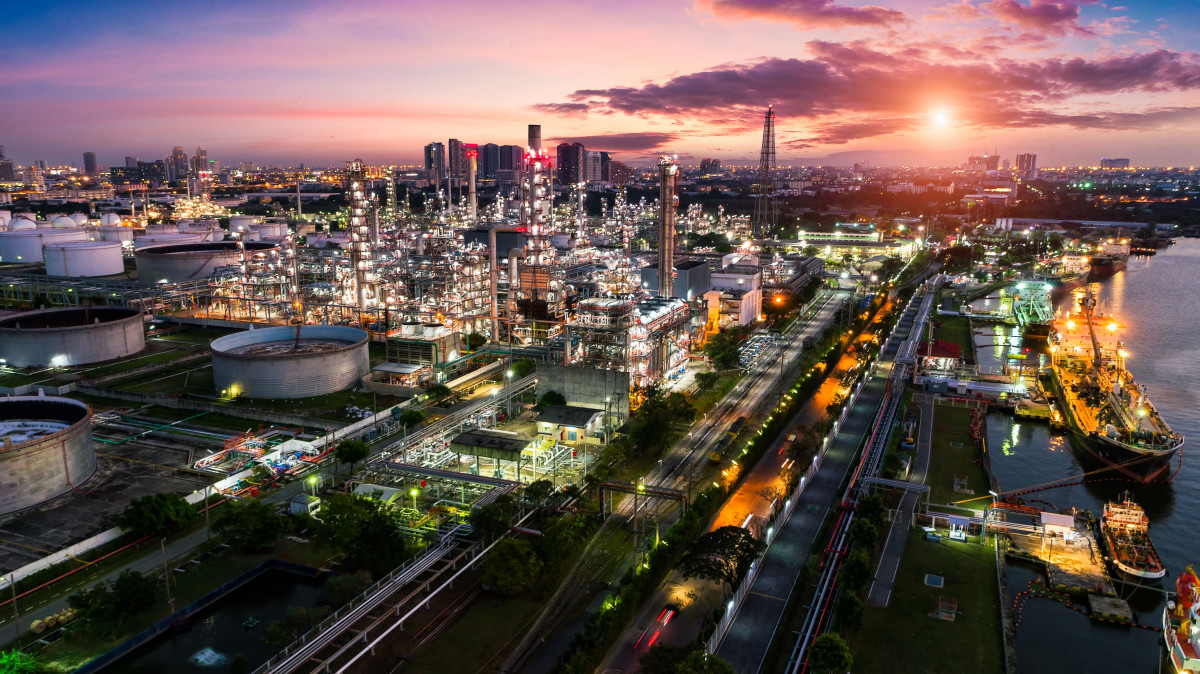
{"left": 657, "top": 156, "right": 678, "bottom": 297}
{"left": 466, "top": 145, "right": 478, "bottom": 221}
{"left": 527, "top": 125, "right": 542, "bottom": 152}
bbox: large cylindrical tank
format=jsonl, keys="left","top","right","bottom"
{"left": 43, "top": 241, "right": 124, "bottom": 277}
{"left": 99, "top": 226, "right": 135, "bottom": 243}
{"left": 0, "top": 211, "right": 11, "bottom": 228}
{"left": 135, "top": 241, "right": 276, "bottom": 282}
{"left": 144, "top": 224, "right": 179, "bottom": 235}
{"left": 248, "top": 222, "right": 287, "bottom": 240}
{"left": 8, "top": 218, "right": 36, "bottom": 231}
{"left": 99, "top": 213, "right": 123, "bottom": 227}
{"left": 133, "top": 233, "right": 203, "bottom": 250}
{"left": 0, "top": 396, "right": 96, "bottom": 515}
{"left": 69, "top": 213, "right": 89, "bottom": 226}
{"left": 0, "top": 229, "right": 88, "bottom": 263}
{"left": 0, "top": 307, "right": 145, "bottom": 367}
{"left": 210, "top": 325, "right": 369, "bottom": 399}
{"left": 229, "top": 216, "right": 257, "bottom": 234}
{"left": 52, "top": 216, "right": 79, "bottom": 229}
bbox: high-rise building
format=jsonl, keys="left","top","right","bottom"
{"left": 609, "top": 160, "right": 635, "bottom": 185}
{"left": 556, "top": 142, "right": 584, "bottom": 184}
{"left": 125, "top": 156, "right": 138, "bottom": 168}
{"left": 0, "top": 145, "right": 14, "bottom": 182}
{"left": 423, "top": 142, "right": 446, "bottom": 182}
{"left": 448, "top": 138, "right": 463, "bottom": 188}
{"left": 583, "top": 150, "right": 602, "bottom": 182}
{"left": 499, "top": 145, "right": 523, "bottom": 172}
{"left": 192, "top": 146, "right": 208, "bottom": 175}
{"left": 138, "top": 160, "right": 167, "bottom": 186}
{"left": 1100, "top": 157, "right": 1130, "bottom": 169}
{"left": 600, "top": 152, "right": 611, "bottom": 182}
{"left": 478, "top": 143, "right": 500, "bottom": 179}
{"left": 83, "top": 152, "right": 97, "bottom": 176}
{"left": 168, "top": 146, "right": 188, "bottom": 181}
{"left": 699, "top": 158, "right": 713, "bottom": 174}
{"left": 1015, "top": 153, "right": 1037, "bottom": 177}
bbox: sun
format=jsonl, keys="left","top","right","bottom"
{"left": 930, "top": 109, "right": 950, "bottom": 127}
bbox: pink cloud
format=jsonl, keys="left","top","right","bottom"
{"left": 696, "top": 0, "right": 908, "bottom": 28}
{"left": 982, "top": 0, "right": 1091, "bottom": 35}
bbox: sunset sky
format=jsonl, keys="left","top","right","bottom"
{"left": 4, "top": 0, "right": 1198, "bottom": 167}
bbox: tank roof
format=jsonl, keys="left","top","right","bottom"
{"left": 0, "top": 306, "right": 141, "bottom": 330}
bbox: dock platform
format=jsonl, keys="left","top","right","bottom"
{"left": 1087, "top": 595, "right": 1133, "bottom": 624}
{"left": 1007, "top": 530, "right": 1114, "bottom": 596}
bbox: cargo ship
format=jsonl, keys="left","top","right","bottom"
{"left": 1089, "top": 241, "right": 1130, "bottom": 279}
{"left": 1046, "top": 293, "right": 1183, "bottom": 482}
{"left": 1100, "top": 492, "right": 1166, "bottom": 579}
{"left": 1164, "top": 565, "right": 1200, "bottom": 673}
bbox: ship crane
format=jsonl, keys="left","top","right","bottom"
{"left": 1081, "top": 293, "right": 1106, "bottom": 374}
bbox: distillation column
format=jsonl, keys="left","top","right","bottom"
{"left": 658, "top": 156, "right": 678, "bottom": 297}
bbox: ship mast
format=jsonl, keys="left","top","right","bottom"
{"left": 1081, "top": 293, "right": 1105, "bottom": 373}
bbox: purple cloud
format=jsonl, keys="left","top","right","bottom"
{"left": 697, "top": 0, "right": 908, "bottom": 28}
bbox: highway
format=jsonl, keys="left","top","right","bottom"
{"left": 587, "top": 293, "right": 850, "bottom": 673}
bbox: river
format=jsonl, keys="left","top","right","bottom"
{"left": 984, "top": 239, "right": 1200, "bottom": 673}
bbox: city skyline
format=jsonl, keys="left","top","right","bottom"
{"left": 4, "top": 0, "right": 1199, "bottom": 167}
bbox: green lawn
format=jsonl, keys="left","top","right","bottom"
{"left": 927, "top": 405, "right": 991, "bottom": 506}
{"left": 853, "top": 531, "right": 1003, "bottom": 674}
{"left": 932, "top": 316, "right": 974, "bottom": 364}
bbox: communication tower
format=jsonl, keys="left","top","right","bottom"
{"left": 752, "top": 106, "right": 778, "bottom": 238}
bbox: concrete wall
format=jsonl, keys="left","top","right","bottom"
{"left": 535, "top": 364, "right": 630, "bottom": 419}
{"left": 0, "top": 398, "right": 97, "bottom": 515}
{"left": 0, "top": 308, "right": 146, "bottom": 368}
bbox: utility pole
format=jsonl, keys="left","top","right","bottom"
{"left": 160, "top": 539, "right": 175, "bottom": 614}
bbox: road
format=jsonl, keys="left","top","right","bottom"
{"left": 712, "top": 294, "right": 922, "bottom": 673}
{"left": 507, "top": 293, "right": 848, "bottom": 673}
{"left": 591, "top": 295, "right": 850, "bottom": 673}
{"left": 866, "top": 391, "right": 934, "bottom": 606}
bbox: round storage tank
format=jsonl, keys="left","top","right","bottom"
{"left": 99, "top": 226, "right": 135, "bottom": 243}
{"left": 210, "top": 325, "right": 369, "bottom": 399}
{"left": 0, "top": 211, "right": 11, "bottom": 228}
{"left": 133, "top": 233, "right": 203, "bottom": 250}
{"left": 99, "top": 213, "right": 123, "bottom": 227}
{"left": 52, "top": 216, "right": 79, "bottom": 229}
{"left": 44, "top": 241, "right": 124, "bottom": 277}
{"left": 69, "top": 213, "right": 89, "bottom": 226}
{"left": 0, "top": 307, "right": 145, "bottom": 367}
{"left": 135, "top": 241, "right": 276, "bottom": 282}
{"left": 8, "top": 218, "right": 36, "bottom": 231}
{"left": 0, "top": 229, "right": 88, "bottom": 263}
{"left": 0, "top": 396, "right": 96, "bottom": 515}
{"left": 229, "top": 216, "right": 257, "bottom": 234}
{"left": 144, "top": 224, "right": 179, "bottom": 235}
{"left": 248, "top": 222, "right": 287, "bottom": 239}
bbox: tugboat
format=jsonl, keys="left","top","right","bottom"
{"left": 1164, "top": 565, "right": 1200, "bottom": 673}
{"left": 1047, "top": 293, "right": 1184, "bottom": 482}
{"left": 1101, "top": 492, "right": 1166, "bottom": 580}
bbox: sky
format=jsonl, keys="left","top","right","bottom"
{"left": 2, "top": 0, "right": 1198, "bottom": 168}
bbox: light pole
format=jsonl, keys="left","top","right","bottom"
{"left": 308, "top": 475, "right": 318, "bottom": 497}
{"left": 410, "top": 488, "right": 419, "bottom": 509}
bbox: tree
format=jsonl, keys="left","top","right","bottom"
{"left": 534, "top": 513, "right": 594, "bottom": 575}
{"left": 464, "top": 332, "right": 486, "bottom": 352}
{"left": 327, "top": 570, "right": 372, "bottom": 605}
{"left": 523, "top": 479, "right": 554, "bottom": 505}
{"left": 510, "top": 359, "right": 536, "bottom": 379}
{"left": 809, "top": 633, "right": 853, "bottom": 673}
{"left": 856, "top": 493, "right": 885, "bottom": 528}
{"left": 109, "top": 569, "right": 156, "bottom": 616}
{"left": 68, "top": 570, "right": 157, "bottom": 638}
{"left": 787, "top": 424, "right": 821, "bottom": 465}
{"left": 468, "top": 493, "right": 517, "bottom": 541}
{"left": 480, "top": 539, "right": 542, "bottom": 596}
{"left": 838, "top": 548, "right": 873, "bottom": 592}
{"left": 213, "top": 499, "right": 290, "bottom": 551}
{"left": 424, "top": 383, "right": 452, "bottom": 404}
{"left": 834, "top": 592, "right": 864, "bottom": 631}
{"left": 536, "top": 390, "right": 567, "bottom": 411}
{"left": 677, "top": 525, "right": 766, "bottom": 593}
{"left": 314, "top": 494, "right": 410, "bottom": 576}
{"left": 0, "top": 650, "right": 43, "bottom": 674}
{"left": 639, "top": 644, "right": 692, "bottom": 674}
{"left": 802, "top": 244, "right": 820, "bottom": 258}
{"left": 115, "top": 493, "right": 196, "bottom": 536}
{"left": 334, "top": 438, "right": 370, "bottom": 474}
{"left": 694, "top": 371, "right": 719, "bottom": 392}
{"left": 848, "top": 517, "right": 878, "bottom": 550}
{"left": 396, "top": 409, "right": 424, "bottom": 429}
{"left": 704, "top": 330, "right": 743, "bottom": 370}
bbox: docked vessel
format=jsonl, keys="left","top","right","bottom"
{"left": 1100, "top": 492, "right": 1166, "bottom": 579}
{"left": 1013, "top": 281, "right": 1054, "bottom": 345}
{"left": 1046, "top": 293, "right": 1184, "bottom": 482}
{"left": 1089, "top": 241, "right": 1130, "bottom": 279}
{"left": 1164, "top": 566, "right": 1200, "bottom": 673}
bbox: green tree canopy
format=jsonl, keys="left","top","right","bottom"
{"left": 397, "top": 409, "right": 424, "bottom": 428}
{"left": 468, "top": 493, "right": 517, "bottom": 541}
{"left": 694, "top": 371, "right": 719, "bottom": 392}
{"left": 510, "top": 359, "right": 536, "bottom": 379}
{"left": 115, "top": 493, "right": 196, "bottom": 536}
{"left": 314, "top": 494, "right": 410, "bottom": 576}
{"left": 536, "top": 390, "right": 567, "bottom": 411}
{"left": 334, "top": 438, "right": 370, "bottom": 473}
{"left": 213, "top": 499, "right": 291, "bottom": 551}
{"left": 809, "top": 633, "right": 853, "bottom": 673}
{"left": 704, "top": 331, "right": 743, "bottom": 370}
{"left": 677, "top": 525, "right": 766, "bottom": 593}
{"left": 480, "top": 539, "right": 542, "bottom": 596}
{"left": 424, "top": 383, "right": 453, "bottom": 404}
{"left": 523, "top": 479, "right": 555, "bottom": 505}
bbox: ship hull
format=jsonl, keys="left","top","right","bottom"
{"left": 1089, "top": 261, "right": 1127, "bottom": 279}
{"left": 1072, "top": 431, "right": 1176, "bottom": 483}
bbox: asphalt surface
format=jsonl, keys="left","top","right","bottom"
{"left": 866, "top": 392, "right": 934, "bottom": 606}
{"left": 713, "top": 294, "right": 922, "bottom": 674}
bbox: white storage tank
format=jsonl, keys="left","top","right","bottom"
{"left": 0, "top": 229, "right": 88, "bottom": 263}
{"left": 133, "top": 232, "right": 203, "bottom": 250}
{"left": 52, "top": 216, "right": 79, "bottom": 229}
{"left": 43, "top": 241, "right": 124, "bottom": 277}
{"left": 0, "top": 307, "right": 145, "bottom": 367}
{"left": 144, "top": 224, "right": 179, "bottom": 235}
{"left": 0, "top": 396, "right": 97, "bottom": 515}
{"left": 248, "top": 221, "right": 287, "bottom": 240}
{"left": 99, "top": 213, "right": 123, "bottom": 227}
{"left": 8, "top": 218, "right": 36, "bottom": 231}
{"left": 229, "top": 216, "right": 257, "bottom": 235}
{"left": 135, "top": 240, "right": 276, "bottom": 282}
{"left": 69, "top": 213, "right": 89, "bottom": 226}
{"left": 0, "top": 211, "right": 11, "bottom": 228}
{"left": 99, "top": 226, "right": 135, "bottom": 243}
{"left": 210, "top": 325, "right": 369, "bottom": 399}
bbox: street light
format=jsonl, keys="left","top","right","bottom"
{"left": 308, "top": 475, "right": 318, "bottom": 496}
{"left": 411, "top": 487, "right": 419, "bottom": 509}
